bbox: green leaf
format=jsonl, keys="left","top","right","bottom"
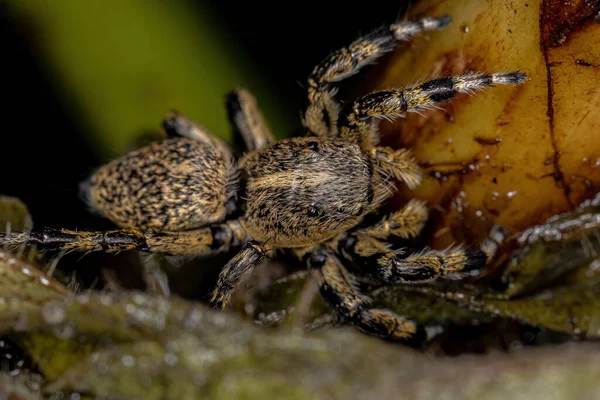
{"left": 501, "top": 194, "right": 600, "bottom": 297}
{"left": 370, "top": 286, "right": 491, "bottom": 326}
{"left": 3, "top": 251, "right": 600, "bottom": 399}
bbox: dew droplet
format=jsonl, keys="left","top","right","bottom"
{"left": 42, "top": 305, "right": 67, "bottom": 325}
{"left": 132, "top": 293, "right": 146, "bottom": 305}
{"left": 53, "top": 324, "right": 75, "bottom": 340}
{"left": 96, "top": 362, "right": 109, "bottom": 374}
{"left": 244, "top": 303, "right": 255, "bottom": 315}
{"left": 99, "top": 294, "right": 113, "bottom": 306}
{"left": 121, "top": 354, "right": 136, "bottom": 368}
{"left": 164, "top": 352, "right": 178, "bottom": 366}
{"left": 212, "top": 313, "right": 227, "bottom": 328}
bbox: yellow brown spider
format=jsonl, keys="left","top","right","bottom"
{"left": 0, "top": 15, "right": 526, "bottom": 344}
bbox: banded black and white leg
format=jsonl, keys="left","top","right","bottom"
{"left": 337, "top": 224, "right": 507, "bottom": 285}
{"left": 303, "top": 15, "right": 453, "bottom": 137}
{"left": 0, "top": 220, "right": 248, "bottom": 257}
{"left": 356, "top": 199, "right": 429, "bottom": 240}
{"left": 306, "top": 251, "right": 427, "bottom": 344}
{"left": 0, "top": 220, "right": 250, "bottom": 296}
{"left": 340, "top": 71, "right": 527, "bottom": 148}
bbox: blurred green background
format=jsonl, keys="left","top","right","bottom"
{"left": 1, "top": 0, "right": 407, "bottom": 229}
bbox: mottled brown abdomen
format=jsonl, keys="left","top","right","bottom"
{"left": 85, "top": 137, "right": 236, "bottom": 231}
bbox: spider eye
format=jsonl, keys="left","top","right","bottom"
{"left": 308, "top": 206, "right": 319, "bottom": 217}
{"left": 354, "top": 206, "right": 364, "bottom": 216}
{"left": 307, "top": 141, "right": 319, "bottom": 152}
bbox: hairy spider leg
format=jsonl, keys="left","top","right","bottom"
{"left": 163, "top": 111, "right": 229, "bottom": 149}
{"left": 226, "top": 88, "right": 275, "bottom": 153}
{"left": 303, "top": 15, "right": 452, "bottom": 137}
{"left": 370, "top": 147, "right": 423, "bottom": 190}
{"left": 307, "top": 252, "right": 427, "bottom": 344}
{"left": 356, "top": 199, "right": 429, "bottom": 240}
{"left": 208, "top": 200, "right": 429, "bottom": 310}
{"left": 0, "top": 220, "right": 247, "bottom": 257}
{"left": 336, "top": 223, "right": 507, "bottom": 285}
{"left": 210, "top": 240, "right": 270, "bottom": 308}
{"left": 289, "top": 206, "right": 505, "bottom": 343}
{"left": 360, "top": 244, "right": 487, "bottom": 283}
{"left": 340, "top": 71, "right": 528, "bottom": 149}
{"left": 331, "top": 199, "right": 428, "bottom": 261}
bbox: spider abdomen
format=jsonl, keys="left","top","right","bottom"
{"left": 84, "top": 137, "right": 236, "bottom": 231}
{"left": 241, "top": 137, "right": 383, "bottom": 247}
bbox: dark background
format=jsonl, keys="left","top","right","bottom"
{"left": 1, "top": 1, "right": 410, "bottom": 230}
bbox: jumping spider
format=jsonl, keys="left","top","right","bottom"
{"left": 1, "top": 15, "right": 526, "bottom": 344}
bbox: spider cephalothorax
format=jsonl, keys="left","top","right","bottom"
{"left": 241, "top": 137, "right": 391, "bottom": 246}
{"left": 0, "top": 15, "right": 526, "bottom": 344}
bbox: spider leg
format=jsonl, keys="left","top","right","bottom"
{"left": 337, "top": 233, "right": 496, "bottom": 284}
{"left": 0, "top": 220, "right": 247, "bottom": 257}
{"left": 339, "top": 72, "right": 528, "bottom": 149}
{"left": 307, "top": 251, "right": 426, "bottom": 344}
{"left": 372, "top": 246, "right": 488, "bottom": 283}
{"left": 162, "top": 111, "right": 231, "bottom": 153}
{"left": 210, "top": 240, "right": 269, "bottom": 308}
{"left": 370, "top": 147, "right": 423, "bottom": 189}
{"left": 356, "top": 199, "right": 428, "bottom": 240}
{"left": 304, "top": 15, "right": 452, "bottom": 137}
{"left": 226, "top": 88, "right": 275, "bottom": 152}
